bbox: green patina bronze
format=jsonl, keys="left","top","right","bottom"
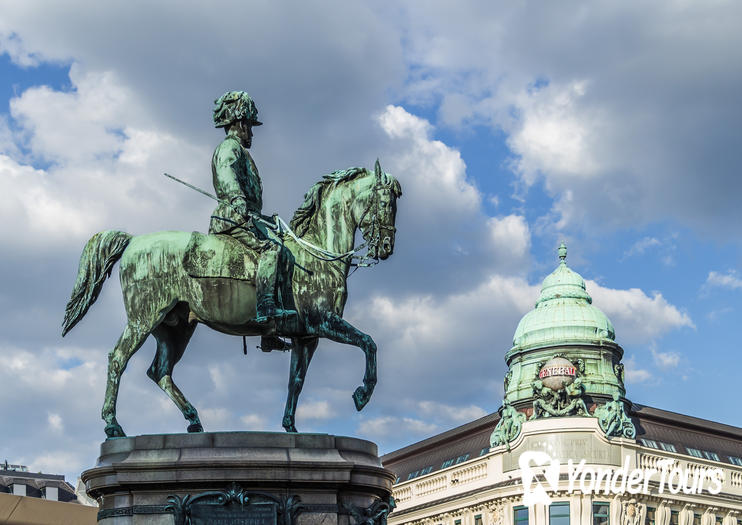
{"left": 489, "top": 401, "right": 526, "bottom": 450}
{"left": 503, "top": 244, "right": 625, "bottom": 406}
{"left": 594, "top": 393, "right": 636, "bottom": 438}
{"left": 492, "top": 243, "right": 636, "bottom": 445}
{"left": 62, "top": 91, "right": 402, "bottom": 439}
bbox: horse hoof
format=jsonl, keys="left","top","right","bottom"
{"left": 353, "top": 386, "right": 369, "bottom": 411}
{"left": 187, "top": 423, "right": 204, "bottom": 433}
{"left": 105, "top": 423, "right": 126, "bottom": 439}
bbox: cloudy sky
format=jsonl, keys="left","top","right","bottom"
{"left": 1, "top": 1, "right": 741, "bottom": 483}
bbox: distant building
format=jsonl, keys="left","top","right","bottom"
{"left": 0, "top": 462, "right": 78, "bottom": 502}
{"left": 0, "top": 462, "right": 97, "bottom": 524}
{"left": 383, "top": 245, "right": 742, "bottom": 524}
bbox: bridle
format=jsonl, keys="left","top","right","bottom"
{"left": 269, "top": 169, "right": 395, "bottom": 270}
{"left": 354, "top": 177, "right": 396, "bottom": 269}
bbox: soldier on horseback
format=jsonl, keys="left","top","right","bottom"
{"left": 210, "top": 90, "right": 297, "bottom": 330}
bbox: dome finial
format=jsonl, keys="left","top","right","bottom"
{"left": 558, "top": 242, "right": 567, "bottom": 264}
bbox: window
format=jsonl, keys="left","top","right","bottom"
{"left": 670, "top": 511, "right": 679, "bottom": 525}
{"left": 686, "top": 447, "right": 720, "bottom": 461}
{"left": 406, "top": 470, "right": 419, "bottom": 481}
{"left": 394, "top": 476, "right": 400, "bottom": 484}
{"left": 420, "top": 466, "right": 433, "bottom": 475}
{"left": 441, "top": 459, "right": 454, "bottom": 469}
{"left": 474, "top": 514, "right": 482, "bottom": 525}
{"left": 693, "top": 515, "right": 701, "bottom": 525}
{"left": 593, "top": 502, "right": 609, "bottom": 525}
{"left": 641, "top": 439, "right": 676, "bottom": 452}
{"left": 514, "top": 506, "right": 529, "bottom": 524}
{"left": 729, "top": 456, "right": 742, "bottom": 466}
{"left": 454, "top": 519, "right": 461, "bottom": 525}
{"left": 455, "top": 454, "right": 470, "bottom": 465}
{"left": 550, "top": 502, "right": 570, "bottom": 525}
{"left": 646, "top": 507, "right": 655, "bottom": 525}
{"left": 479, "top": 447, "right": 490, "bottom": 456}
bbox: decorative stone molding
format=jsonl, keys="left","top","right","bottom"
{"left": 621, "top": 499, "right": 644, "bottom": 525}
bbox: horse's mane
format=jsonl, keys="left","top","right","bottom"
{"left": 290, "top": 166, "right": 401, "bottom": 237}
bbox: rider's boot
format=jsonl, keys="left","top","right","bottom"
{"left": 256, "top": 295, "right": 298, "bottom": 326}
{"left": 254, "top": 246, "right": 298, "bottom": 329}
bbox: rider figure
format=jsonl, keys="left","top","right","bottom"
{"left": 210, "top": 91, "right": 297, "bottom": 330}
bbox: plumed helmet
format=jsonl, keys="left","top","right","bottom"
{"left": 213, "top": 90, "right": 263, "bottom": 128}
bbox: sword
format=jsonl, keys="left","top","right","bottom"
{"left": 163, "top": 172, "right": 279, "bottom": 234}
{"left": 164, "top": 172, "right": 221, "bottom": 203}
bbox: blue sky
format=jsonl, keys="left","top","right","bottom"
{"left": 1, "top": 1, "right": 741, "bottom": 483}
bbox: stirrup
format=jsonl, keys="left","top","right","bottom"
{"left": 259, "top": 336, "right": 292, "bottom": 352}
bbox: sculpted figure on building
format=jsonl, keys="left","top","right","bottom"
{"left": 489, "top": 401, "right": 526, "bottom": 449}
{"left": 595, "top": 393, "right": 637, "bottom": 438}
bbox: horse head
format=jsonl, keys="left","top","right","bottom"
{"left": 289, "top": 161, "right": 402, "bottom": 262}
{"left": 357, "top": 159, "right": 402, "bottom": 261}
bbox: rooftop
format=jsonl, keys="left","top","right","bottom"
{"left": 382, "top": 405, "right": 742, "bottom": 483}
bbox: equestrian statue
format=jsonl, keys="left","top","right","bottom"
{"left": 61, "top": 91, "right": 402, "bottom": 439}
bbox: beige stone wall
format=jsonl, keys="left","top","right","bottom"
{"left": 389, "top": 418, "right": 742, "bottom": 525}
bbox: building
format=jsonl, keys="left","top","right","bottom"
{"left": 0, "top": 462, "right": 97, "bottom": 524}
{"left": 382, "top": 245, "right": 742, "bottom": 525}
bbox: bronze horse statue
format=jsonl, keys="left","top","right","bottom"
{"left": 62, "top": 161, "right": 401, "bottom": 438}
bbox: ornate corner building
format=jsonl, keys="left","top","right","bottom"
{"left": 382, "top": 245, "right": 742, "bottom": 525}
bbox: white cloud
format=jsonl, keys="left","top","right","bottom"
{"left": 587, "top": 280, "right": 694, "bottom": 344}
{"left": 9, "top": 65, "right": 135, "bottom": 164}
{"left": 486, "top": 214, "right": 531, "bottom": 273}
{"left": 651, "top": 348, "right": 680, "bottom": 369}
{"left": 378, "top": 105, "right": 480, "bottom": 217}
{"left": 363, "top": 274, "right": 536, "bottom": 351}
{"left": 705, "top": 270, "right": 742, "bottom": 290}
{"left": 296, "top": 400, "right": 335, "bottom": 422}
{"left": 417, "top": 401, "right": 487, "bottom": 425}
{"left": 47, "top": 412, "right": 64, "bottom": 433}
{"left": 240, "top": 414, "right": 266, "bottom": 430}
{"left": 394, "top": 2, "right": 742, "bottom": 235}
{"left": 507, "top": 81, "right": 601, "bottom": 185}
{"left": 201, "top": 408, "right": 231, "bottom": 428}
{"left": 29, "top": 451, "right": 85, "bottom": 477}
{"left": 623, "top": 356, "right": 653, "bottom": 384}
{"left": 357, "top": 416, "right": 438, "bottom": 441}
{"left": 623, "top": 237, "right": 661, "bottom": 259}
{"left": 0, "top": 66, "right": 212, "bottom": 251}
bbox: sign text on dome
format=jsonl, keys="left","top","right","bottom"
{"left": 539, "top": 365, "right": 576, "bottom": 379}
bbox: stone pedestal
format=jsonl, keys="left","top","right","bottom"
{"left": 82, "top": 432, "right": 394, "bottom": 525}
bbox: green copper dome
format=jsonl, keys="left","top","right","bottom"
{"left": 512, "top": 243, "right": 615, "bottom": 350}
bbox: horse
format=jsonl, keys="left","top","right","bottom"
{"left": 62, "top": 160, "right": 401, "bottom": 438}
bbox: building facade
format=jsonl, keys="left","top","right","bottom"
{"left": 0, "top": 463, "right": 97, "bottom": 524}
{"left": 383, "top": 246, "right": 742, "bottom": 525}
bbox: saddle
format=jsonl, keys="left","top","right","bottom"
{"left": 183, "top": 232, "right": 257, "bottom": 282}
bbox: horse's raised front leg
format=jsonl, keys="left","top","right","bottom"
{"left": 282, "top": 337, "right": 318, "bottom": 432}
{"left": 102, "top": 323, "right": 150, "bottom": 438}
{"left": 315, "top": 312, "right": 377, "bottom": 411}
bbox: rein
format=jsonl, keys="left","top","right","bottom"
{"left": 255, "top": 176, "right": 389, "bottom": 269}
{"left": 168, "top": 170, "right": 389, "bottom": 271}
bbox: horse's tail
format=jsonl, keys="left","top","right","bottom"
{"left": 62, "top": 230, "right": 132, "bottom": 336}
